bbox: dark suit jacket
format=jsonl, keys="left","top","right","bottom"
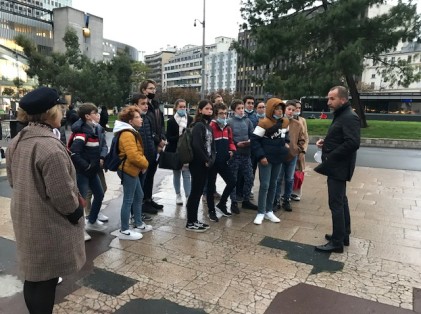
{"left": 314, "top": 103, "right": 360, "bottom": 181}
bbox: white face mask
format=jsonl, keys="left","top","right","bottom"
{"left": 293, "top": 111, "right": 300, "bottom": 116}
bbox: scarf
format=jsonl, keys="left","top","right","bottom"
{"left": 174, "top": 112, "right": 187, "bottom": 135}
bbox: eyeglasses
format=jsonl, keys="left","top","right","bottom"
{"left": 217, "top": 112, "right": 227, "bottom": 116}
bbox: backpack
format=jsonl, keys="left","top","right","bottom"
{"left": 176, "top": 127, "right": 194, "bottom": 164}
{"left": 103, "top": 132, "right": 126, "bottom": 172}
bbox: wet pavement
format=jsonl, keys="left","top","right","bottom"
{"left": 1, "top": 160, "right": 421, "bottom": 313}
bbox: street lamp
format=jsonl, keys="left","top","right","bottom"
{"left": 194, "top": 0, "right": 206, "bottom": 99}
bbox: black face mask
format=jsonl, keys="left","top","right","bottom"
{"left": 147, "top": 93, "right": 155, "bottom": 100}
{"left": 202, "top": 115, "right": 212, "bottom": 122}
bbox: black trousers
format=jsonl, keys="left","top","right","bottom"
{"left": 186, "top": 161, "right": 208, "bottom": 224}
{"left": 143, "top": 158, "right": 158, "bottom": 200}
{"left": 327, "top": 177, "right": 351, "bottom": 245}
{"left": 24, "top": 278, "right": 58, "bottom": 314}
{"left": 207, "top": 161, "right": 236, "bottom": 213}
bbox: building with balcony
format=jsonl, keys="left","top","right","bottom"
{"left": 144, "top": 47, "right": 176, "bottom": 92}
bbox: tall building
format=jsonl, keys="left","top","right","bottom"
{"left": 144, "top": 47, "right": 176, "bottom": 92}
{"left": 103, "top": 39, "right": 138, "bottom": 62}
{"left": 205, "top": 36, "right": 237, "bottom": 94}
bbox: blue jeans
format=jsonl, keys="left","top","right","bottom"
{"left": 173, "top": 167, "right": 191, "bottom": 197}
{"left": 275, "top": 156, "right": 298, "bottom": 201}
{"left": 77, "top": 173, "right": 104, "bottom": 224}
{"left": 118, "top": 171, "right": 143, "bottom": 231}
{"left": 257, "top": 162, "right": 282, "bottom": 214}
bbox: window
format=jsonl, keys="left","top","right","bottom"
{"left": 371, "top": 74, "right": 376, "bottom": 79}
{"left": 407, "top": 55, "right": 412, "bottom": 63}
{"left": 370, "top": 82, "right": 375, "bottom": 89}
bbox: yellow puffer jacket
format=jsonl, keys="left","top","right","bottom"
{"left": 118, "top": 130, "right": 149, "bottom": 177}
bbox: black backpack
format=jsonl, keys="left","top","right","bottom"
{"left": 103, "top": 132, "right": 126, "bottom": 172}
{"left": 176, "top": 127, "right": 194, "bottom": 164}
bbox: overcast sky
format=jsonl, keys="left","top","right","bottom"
{"left": 71, "top": 0, "right": 244, "bottom": 56}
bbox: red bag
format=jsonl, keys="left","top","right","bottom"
{"left": 293, "top": 171, "right": 304, "bottom": 190}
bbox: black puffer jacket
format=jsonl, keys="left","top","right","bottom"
{"left": 138, "top": 114, "right": 156, "bottom": 164}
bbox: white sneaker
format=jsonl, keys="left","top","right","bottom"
{"left": 119, "top": 230, "right": 142, "bottom": 240}
{"left": 134, "top": 223, "right": 153, "bottom": 233}
{"left": 97, "top": 212, "right": 109, "bottom": 222}
{"left": 253, "top": 213, "right": 265, "bottom": 225}
{"left": 176, "top": 194, "right": 183, "bottom": 205}
{"left": 265, "top": 211, "right": 281, "bottom": 223}
{"left": 85, "top": 220, "right": 107, "bottom": 232}
{"left": 84, "top": 230, "right": 91, "bottom": 241}
{"left": 291, "top": 194, "right": 301, "bottom": 201}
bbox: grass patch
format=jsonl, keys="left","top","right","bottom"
{"left": 307, "top": 119, "right": 421, "bottom": 140}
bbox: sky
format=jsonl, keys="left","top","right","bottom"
{"left": 71, "top": 0, "right": 244, "bottom": 56}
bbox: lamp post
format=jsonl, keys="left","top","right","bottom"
{"left": 194, "top": 0, "right": 206, "bottom": 99}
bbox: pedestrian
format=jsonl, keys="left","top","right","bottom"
{"left": 314, "top": 86, "right": 360, "bottom": 253}
{"left": 99, "top": 105, "right": 109, "bottom": 129}
{"left": 113, "top": 106, "right": 151, "bottom": 240}
{"left": 251, "top": 98, "right": 289, "bottom": 225}
{"left": 185, "top": 100, "right": 215, "bottom": 232}
{"left": 6, "top": 87, "right": 85, "bottom": 314}
{"left": 166, "top": 99, "right": 192, "bottom": 205}
{"left": 69, "top": 103, "right": 106, "bottom": 238}
{"left": 207, "top": 103, "right": 236, "bottom": 221}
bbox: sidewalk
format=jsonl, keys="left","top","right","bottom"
{"left": 1, "top": 162, "right": 421, "bottom": 313}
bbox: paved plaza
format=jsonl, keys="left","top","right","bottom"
{"left": 1, "top": 160, "right": 421, "bottom": 313}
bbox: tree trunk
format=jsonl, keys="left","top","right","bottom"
{"left": 345, "top": 74, "right": 368, "bottom": 128}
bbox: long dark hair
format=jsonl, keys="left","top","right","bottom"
{"left": 193, "top": 100, "right": 213, "bottom": 123}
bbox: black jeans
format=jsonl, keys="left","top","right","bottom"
{"left": 207, "top": 161, "right": 236, "bottom": 213}
{"left": 327, "top": 177, "right": 351, "bottom": 246}
{"left": 187, "top": 161, "right": 208, "bottom": 224}
{"left": 24, "top": 278, "right": 58, "bottom": 314}
{"left": 143, "top": 158, "right": 158, "bottom": 201}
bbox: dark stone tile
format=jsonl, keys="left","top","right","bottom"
{"left": 259, "top": 237, "right": 344, "bottom": 274}
{"left": 78, "top": 267, "right": 138, "bottom": 296}
{"left": 114, "top": 298, "right": 206, "bottom": 314}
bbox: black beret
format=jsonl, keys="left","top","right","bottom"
{"left": 19, "top": 87, "right": 67, "bottom": 115}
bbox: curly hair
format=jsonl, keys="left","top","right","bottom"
{"left": 118, "top": 105, "right": 141, "bottom": 123}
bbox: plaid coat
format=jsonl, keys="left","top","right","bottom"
{"left": 6, "top": 123, "right": 86, "bottom": 281}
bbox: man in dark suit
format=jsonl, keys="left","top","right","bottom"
{"left": 314, "top": 86, "right": 360, "bottom": 253}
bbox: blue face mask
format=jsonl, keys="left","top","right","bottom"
{"left": 245, "top": 109, "right": 253, "bottom": 113}
{"left": 235, "top": 113, "right": 244, "bottom": 119}
{"left": 273, "top": 114, "right": 282, "bottom": 120}
{"left": 177, "top": 109, "right": 186, "bottom": 117}
{"left": 216, "top": 118, "right": 227, "bottom": 126}
{"left": 256, "top": 113, "right": 265, "bottom": 118}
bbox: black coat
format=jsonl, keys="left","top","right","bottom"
{"left": 138, "top": 114, "right": 156, "bottom": 164}
{"left": 314, "top": 103, "right": 360, "bottom": 181}
{"left": 165, "top": 115, "right": 193, "bottom": 153}
{"left": 190, "top": 119, "right": 215, "bottom": 167}
{"left": 146, "top": 99, "right": 166, "bottom": 145}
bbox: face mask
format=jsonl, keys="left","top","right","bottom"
{"left": 293, "top": 111, "right": 300, "bottom": 116}
{"left": 235, "top": 113, "right": 243, "bottom": 119}
{"left": 256, "top": 113, "right": 265, "bottom": 118}
{"left": 245, "top": 109, "right": 253, "bottom": 113}
{"left": 177, "top": 109, "right": 186, "bottom": 117}
{"left": 140, "top": 111, "right": 146, "bottom": 116}
{"left": 273, "top": 114, "right": 281, "bottom": 120}
{"left": 216, "top": 118, "right": 227, "bottom": 126}
{"left": 203, "top": 115, "right": 212, "bottom": 122}
{"left": 147, "top": 93, "right": 155, "bottom": 100}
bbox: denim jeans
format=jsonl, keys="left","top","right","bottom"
{"left": 173, "top": 166, "right": 191, "bottom": 197}
{"left": 118, "top": 170, "right": 143, "bottom": 231}
{"left": 77, "top": 173, "right": 104, "bottom": 224}
{"left": 257, "top": 162, "right": 282, "bottom": 214}
{"left": 275, "top": 156, "right": 298, "bottom": 201}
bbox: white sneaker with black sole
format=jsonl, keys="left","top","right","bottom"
{"left": 176, "top": 194, "right": 183, "bottom": 205}
{"left": 134, "top": 223, "right": 153, "bottom": 233}
{"left": 97, "top": 212, "right": 109, "bottom": 222}
{"left": 186, "top": 222, "right": 207, "bottom": 232}
{"left": 85, "top": 220, "right": 107, "bottom": 232}
{"left": 119, "top": 230, "right": 142, "bottom": 240}
{"left": 291, "top": 194, "right": 301, "bottom": 201}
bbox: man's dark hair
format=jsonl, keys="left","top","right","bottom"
{"left": 78, "top": 103, "right": 98, "bottom": 121}
{"left": 214, "top": 103, "right": 227, "bottom": 114}
{"left": 230, "top": 99, "right": 243, "bottom": 111}
{"left": 285, "top": 100, "right": 297, "bottom": 107}
{"left": 139, "top": 79, "right": 156, "bottom": 93}
{"left": 130, "top": 93, "right": 147, "bottom": 105}
{"left": 242, "top": 95, "right": 255, "bottom": 104}
{"left": 330, "top": 86, "right": 349, "bottom": 99}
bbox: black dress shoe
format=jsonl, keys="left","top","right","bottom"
{"left": 325, "top": 234, "right": 350, "bottom": 246}
{"left": 142, "top": 203, "right": 158, "bottom": 214}
{"left": 315, "top": 242, "right": 344, "bottom": 253}
{"left": 146, "top": 199, "right": 163, "bottom": 210}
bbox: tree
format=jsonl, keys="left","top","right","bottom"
{"left": 2, "top": 87, "right": 15, "bottom": 96}
{"left": 238, "top": 0, "right": 421, "bottom": 127}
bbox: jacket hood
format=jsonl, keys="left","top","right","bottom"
{"left": 258, "top": 98, "right": 288, "bottom": 130}
{"left": 113, "top": 120, "right": 137, "bottom": 134}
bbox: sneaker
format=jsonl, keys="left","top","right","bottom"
{"left": 84, "top": 230, "right": 91, "bottom": 241}
{"left": 216, "top": 203, "right": 232, "bottom": 217}
{"left": 134, "top": 223, "right": 153, "bottom": 233}
{"left": 291, "top": 194, "right": 301, "bottom": 201}
{"left": 176, "top": 194, "right": 183, "bottom": 205}
{"left": 143, "top": 202, "right": 158, "bottom": 214}
{"left": 97, "top": 212, "right": 109, "bottom": 222}
{"left": 253, "top": 213, "right": 265, "bottom": 225}
{"left": 208, "top": 211, "right": 219, "bottom": 222}
{"left": 202, "top": 194, "right": 207, "bottom": 203}
{"left": 142, "top": 214, "right": 153, "bottom": 221}
{"left": 119, "top": 229, "right": 142, "bottom": 240}
{"left": 149, "top": 199, "right": 164, "bottom": 210}
{"left": 282, "top": 199, "right": 292, "bottom": 212}
{"left": 265, "top": 211, "right": 281, "bottom": 223}
{"left": 85, "top": 220, "right": 107, "bottom": 232}
{"left": 230, "top": 202, "right": 240, "bottom": 214}
{"left": 186, "top": 222, "right": 207, "bottom": 232}
{"left": 214, "top": 192, "right": 222, "bottom": 200}
{"left": 242, "top": 200, "right": 258, "bottom": 210}
{"left": 195, "top": 221, "right": 210, "bottom": 229}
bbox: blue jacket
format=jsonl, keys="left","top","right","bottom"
{"left": 246, "top": 111, "right": 258, "bottom": 129}
{"left": 227, "top": 115, "right": 253, "bottom": 156}
{"left": 138, "top": 114, "right": 156, "bottom": 164}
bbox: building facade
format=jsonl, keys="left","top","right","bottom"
{"left": 102, "top": 39, "right": 138, "bottom": 62}
{"left": 144, "top": 48, "right": 176, "bottom": 92}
